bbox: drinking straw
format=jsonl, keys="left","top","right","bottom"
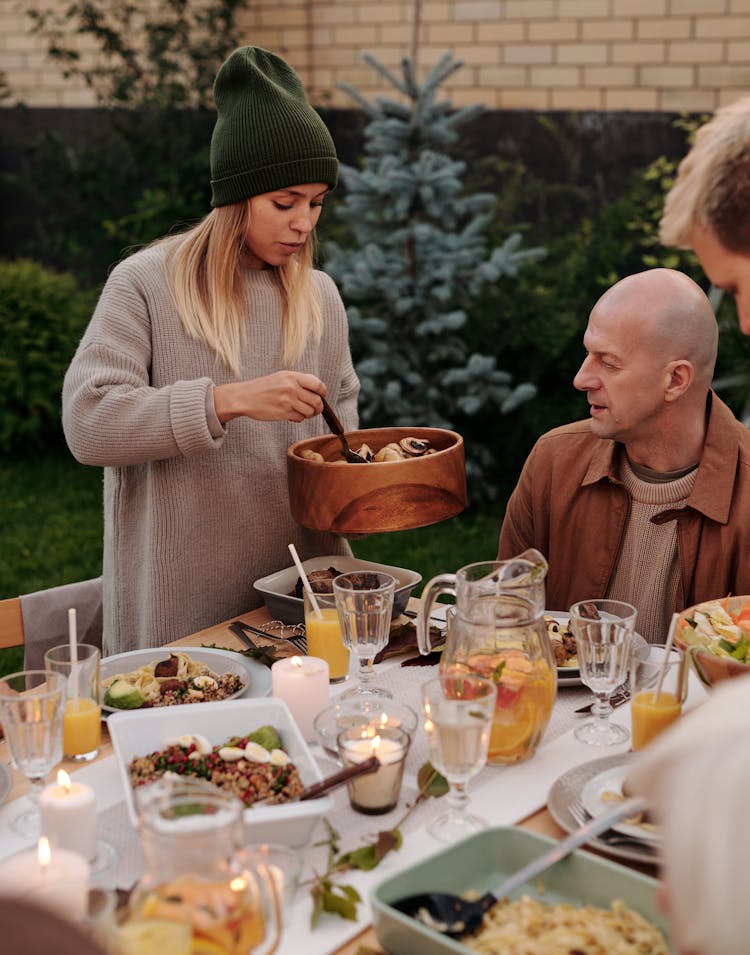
{"left": 68, "top": 607, "right": 79, "bottom": 703}
{"left": 653, "top": 612, "right": 679, "bottom": 702}
{"left": 287, "top": 543, "right": 322, "bottom": 616}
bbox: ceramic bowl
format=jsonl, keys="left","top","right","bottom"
{"left": 253, "top": 554, "right": 421, "bottom": 625}
{"left": 108, "top": 698, "right": 332, "bottom": 848}
{"left": 675, "top": 596, "right": 750, "bottom": 688}
{"left": 287, "top": 427, "right": 466, "bottom": 535}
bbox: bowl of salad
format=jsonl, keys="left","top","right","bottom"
{"left": 675, "top": 596, "right": 750, "bottom": 687}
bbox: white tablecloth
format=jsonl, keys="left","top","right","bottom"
{"left": 0, "top": 655, "right": 707, "bottom": 955}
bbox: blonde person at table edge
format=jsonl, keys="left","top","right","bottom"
{"left": 62, "top": 47, "right": 359, "bottom": 655}
{"left": 660, "top": 97, "right": 750, "bottom": 336}
{"left": 498, "top": 268, "right": 750, "bottom": 644}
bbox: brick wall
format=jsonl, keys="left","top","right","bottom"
{"left": 2, "top": 0, "right": 750, "bottom": 110}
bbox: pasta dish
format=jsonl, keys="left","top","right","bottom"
{"left": 465, "top": 895, "right": 668, "bottom": 955}
{"left": 101, "top": 651, "right": 244, "bottom": 709}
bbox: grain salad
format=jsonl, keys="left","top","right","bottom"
{"left": 128, "top": 731, "right": 305, "bottom": 807}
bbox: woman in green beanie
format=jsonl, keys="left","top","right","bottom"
{"left": 62, "top": 47, "right": 359, "bottom": 655}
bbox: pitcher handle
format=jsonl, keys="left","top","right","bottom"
{"left": 417, "top": 573, "right": 457, "bottom": 654}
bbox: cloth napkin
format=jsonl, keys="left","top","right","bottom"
{"left": 21, "top": 577, "right": 103, "bottom": 669}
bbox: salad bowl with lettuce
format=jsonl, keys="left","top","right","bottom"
{"left": 675, "top": 596, "right": 750, "bottom": 688}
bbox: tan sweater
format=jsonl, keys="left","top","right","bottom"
{"left": 606, "top": 457, "right": 697, "bottom": 643}
{"left": 62, "top": 243, "right": 359, "bottom": 655}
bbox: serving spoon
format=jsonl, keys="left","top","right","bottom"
{"left": 391, "top": 797, "right": 646, "bottom": 938}
{"left": 321, "top": 397, "right": 367, "bottom": 463}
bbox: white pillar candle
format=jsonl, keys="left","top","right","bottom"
{"left": 271, "top": 655, "right": 330, "bottom": 739}
{"left": 0, "top": 837, "right": 90, "bottom": 922}
{"left": 39, "top": 769, "right": 97, "bottom": 862}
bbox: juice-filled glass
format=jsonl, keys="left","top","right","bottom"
{"left": 630, "top": 644, "right": 688, "bottom": 750}
{"left": 304, "top": 591, "right": 350, "bottom": 683}
{"left": 44, "top": 643, "right": 101, "bottom": 761}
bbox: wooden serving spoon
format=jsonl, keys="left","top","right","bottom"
{"left": 320, "top": 397, "right": 367, "bottom": 463}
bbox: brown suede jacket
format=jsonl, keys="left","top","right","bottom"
{"left": 498, "top": 391, "right": 750, "bottom": 613}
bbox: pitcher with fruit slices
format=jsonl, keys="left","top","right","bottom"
{"left": 417, "top": 552, "right": 557, "bottom": 765}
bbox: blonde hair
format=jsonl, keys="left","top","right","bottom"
{"left": 660, "top": 96, "right": 750, "bottom": 253}
{"left": 165, "top": 203, "right": 322, "bottom": 374}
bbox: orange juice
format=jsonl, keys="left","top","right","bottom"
{"left": 460, "top": 651, "right": 555, "bottom": 764}
{"left": 631, "top": 690, "right": 682, "bottom": 750}
{"left": 305, "top": 608, "right": 350, "bottom": 682}
{"left": 63, "top": 696, "right": 101, "bottom": 757}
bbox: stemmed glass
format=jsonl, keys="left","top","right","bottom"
{"left": 569, "top": 599, "right": 637, "bottom": 746}
{"left": 332, "top": 572, "right": 396, "bottom": 699}
{"left": 421, "top": 673, "right": 496, "bottom": 842}
{"left": 0, "top": 670, "right": 66, "bottom": 838}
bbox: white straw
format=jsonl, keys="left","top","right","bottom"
{"left": 653, "top": 612, "right": 679, "bottom": 702}
{"left": 67, "top": 607, "right": 79, "bottom": 703}
{"left": 287, "top": 543, "right": 322, "bottom": 617}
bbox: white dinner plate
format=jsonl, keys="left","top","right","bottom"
{"left": 0, "top": 762, "right": 11, "bottom": 806}
{"left": 100, "top": 646, "right": 270, "bottom": 714}
{"left": 580, "top": 764, "right": 661, "bottom": 844}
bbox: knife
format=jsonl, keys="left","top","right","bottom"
{"left": 574, "top": 687, "right": 631, "bottom": 714}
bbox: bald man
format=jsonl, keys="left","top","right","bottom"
{"left": 498, "top": 268, "right": 750, "bottom": 642}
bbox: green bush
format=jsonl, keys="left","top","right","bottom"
{"left": 0, "top": 259, "right": 96, "bottom": 453}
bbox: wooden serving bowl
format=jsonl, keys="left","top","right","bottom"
{"left": 674, "top": 596, "right": 750, "bottom": 689}
{"left": 287, "top": 427, "right": 466, "bottom": 535}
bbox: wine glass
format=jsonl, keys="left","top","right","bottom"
{"left": 421, "top": 673, "right": 496, "bottom": 842}
{"left": 569, "top": 599, "right": 637, "bottom": 746}
{"left": 332, "top": 572, "right": 396, "bottom": 699}
{"left": 0, "top": 670, "right": 66, "bottom": 838}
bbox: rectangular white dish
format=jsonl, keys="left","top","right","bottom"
{"left": 108, "top": 697, "right": 333, "bottom": 848}
{"left": 253, "top": 554, "right": 421, "bottom": 624}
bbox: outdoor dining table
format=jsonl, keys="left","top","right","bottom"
{"left": 0, "top": 598, "right": 699, "bottom": 955}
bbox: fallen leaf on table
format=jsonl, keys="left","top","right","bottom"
{"left": 373, "top": 621, "right": 444, "bottom": 664}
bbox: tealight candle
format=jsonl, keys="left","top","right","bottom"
{"left": 0, "top": 837, "right": 90, "bottom": 922}
{"left": 39, "top": 769, "right": 98, "bottom": 861}
{"left": 337, "top": 725, "right": 410, "bottom": 814}
{"left": 271, "top": 656, "right": 330, "bottom": 739}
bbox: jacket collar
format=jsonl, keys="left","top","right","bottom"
{"left": 579, "top": 391, "right": 738, "bottom": 525}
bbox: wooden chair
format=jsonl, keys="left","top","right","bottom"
{"left": 0, "top": 578, "right": 103, "bottom": 669}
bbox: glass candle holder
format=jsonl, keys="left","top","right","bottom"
{"left": 336, "top": 725, "right": 410, "bottom": 815}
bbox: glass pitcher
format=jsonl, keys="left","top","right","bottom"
{"left": 120, "top": 777, "right": 282, "bottom": 955}
{"left": 417, "top": 551, "right": 557, "bottom": 765}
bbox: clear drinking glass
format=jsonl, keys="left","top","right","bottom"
{"left": 421, "top": 673, "right": 496, "bottom": 842}
{"left": 332, "top": 572, "right": 396, "bottom": 699}
{"left": 0, "top": 670, "right": 66, "bottom": 838}
{"left": 630, "top": 644, "right": 688, "bottom": 751}
{"left": 44, "top": 643, "right": 101, "bottom": 761}
{"left": 569, "top": 599, "right": 637, "bottom": 746}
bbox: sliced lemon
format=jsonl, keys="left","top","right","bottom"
{"left": 115, "top": 919, "right": 192, "bottom": 955}
{"left": 191, "top": 939, "right": 230, "bottom": 955}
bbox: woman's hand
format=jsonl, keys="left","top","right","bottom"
{"left": 213, "top": 372, "right": 327, "bottom": 423}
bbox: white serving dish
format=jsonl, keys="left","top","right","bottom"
{"left": 253, "top": 555, "right": 422, "bottom": 624}
{"left": 100, "top": 646, "right": 269, "bottom": 714}
{"left": 108, "top": 698, "right": 333, "bottom": 848}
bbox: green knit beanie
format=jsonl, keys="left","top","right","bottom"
{"left": 210, "top": 46, "right": 338, "bottom": 207}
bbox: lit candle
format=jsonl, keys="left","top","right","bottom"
{"left": 271, "top": 656, "right": 330, "bottom": 739}
{"left": 39, "top": 769, "right": 98, "bottom": 861}
{"left": 337, "top": 726, "right": 410, "bottom": 814}
{"left": 0, "top": 837, "right": 90, "bottom": 921}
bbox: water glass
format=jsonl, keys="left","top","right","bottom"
{"left": 303, "top": 590, "right": 350, "bottom": 683}
{"left": 421, "top": 673, "right": 495, "bottom": 842}
{"left": 630, "top": 644, "right": 688, "bottom": 750}
{"left": 333, "top": 572, "right": 396, "bottom": 698}
{"left": 44, "top": 643, "right": 102, "bottom": 760}
{"left": 0, "top": 670, "right": 66, "bottom": 838}
{"left": 570, "top": 599, "right": 637, "bottom": 746}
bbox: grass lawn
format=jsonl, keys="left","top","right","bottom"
{"left": 1, "top": 449, "right": 504, "bottom": 674}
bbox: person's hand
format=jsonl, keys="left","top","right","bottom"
{"left": 213, "top": 372, "right": 327, "bottom": 423}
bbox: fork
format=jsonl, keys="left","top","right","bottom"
{"left": 568, "top": 798, "right": 653, "bottom": 849}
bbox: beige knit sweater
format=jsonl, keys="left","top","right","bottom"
{"left": 62, "top": 243, "right": 360, "bottom": 655}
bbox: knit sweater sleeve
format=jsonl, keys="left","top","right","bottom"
{"left": 62, "top": 250, "right": 224, "bottom": 467}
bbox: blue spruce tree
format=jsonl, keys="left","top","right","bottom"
{"left": 324, "top": 52, "right": 546, "bottom": 499}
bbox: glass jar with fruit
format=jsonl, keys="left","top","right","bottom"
{"left": 418, "top": 553, "right": 557, "bottom": 765}
{"left": 117, "top": 777, "right": 281, "bottom": 955}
